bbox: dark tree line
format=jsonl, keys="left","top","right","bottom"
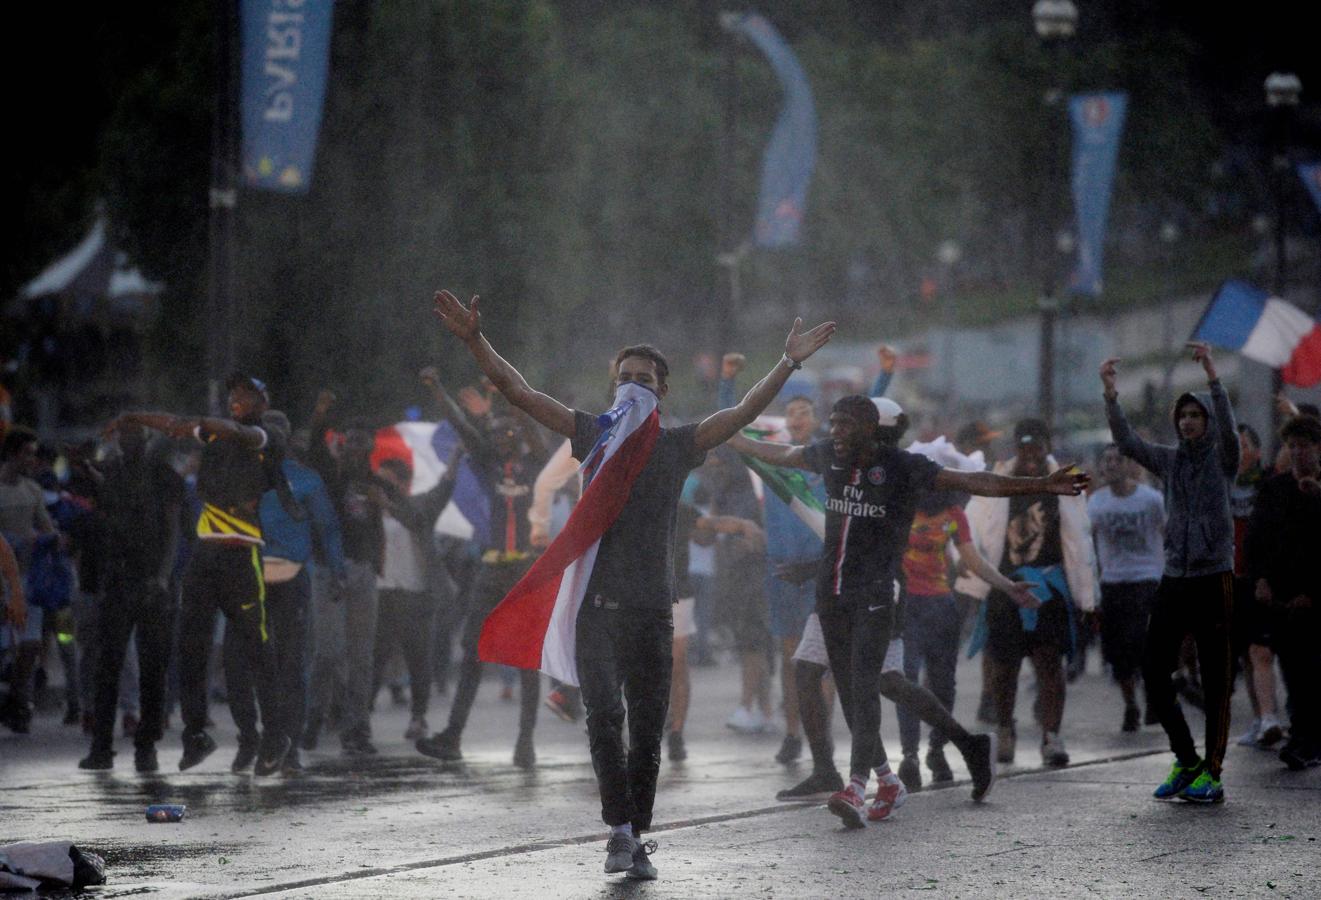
{"left": 7, "top": 1, "right": 1317, "bottom": 422}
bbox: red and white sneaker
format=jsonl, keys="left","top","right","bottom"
{"left": 827, "top": 788, "right": 867, "bottom": 829}
{"left": 867, "top": 777, "right": 908, "bottom": 822}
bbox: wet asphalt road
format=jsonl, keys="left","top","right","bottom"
{"left": 4, "top": 652, "right": 1318, "bottom": 898}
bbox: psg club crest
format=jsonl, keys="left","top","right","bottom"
{"left": 866, "top": 466, "right": 886, "bottom": 486}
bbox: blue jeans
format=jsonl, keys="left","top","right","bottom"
{"left": 898, "top": 594, "right": 961, "bottom": 757}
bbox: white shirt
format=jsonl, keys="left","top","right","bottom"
{"left": 377, "top": 514, "right": 427, "bottom": 592}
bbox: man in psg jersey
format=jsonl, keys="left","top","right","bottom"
{"left": 731, "top": 395, "right": 1087, "bottom": 829}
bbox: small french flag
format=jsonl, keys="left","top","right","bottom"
{"left": 1193, "top": 280, "right": 1321, "bottom": 387}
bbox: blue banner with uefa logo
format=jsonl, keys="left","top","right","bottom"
{"left": 241, "top": 0, "right": 335, "bottom": 194}
{"left": 1067, "top": 92, "right": 1127, "bottom": 298}
{"left": 1298, "top": 162, "right": 1321, "bottom": 216}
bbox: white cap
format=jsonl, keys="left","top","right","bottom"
{"left": 871, "top": 397, "right": 903, "bottom": 427}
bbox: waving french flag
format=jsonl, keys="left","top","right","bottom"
{"left": 478, "top": 383, "right": 661, "bottom": 686}
{"left": 1194, "top": 280, "right": 1321, "bottom": 387}
{"left": 369, "top": 420, "right": 490, "bottom": 543}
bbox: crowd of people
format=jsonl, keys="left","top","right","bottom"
{"left": 2, "top": 290, "right": 1319, "bottom": 880}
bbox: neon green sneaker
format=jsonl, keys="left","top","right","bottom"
{"left": 1179, "top": 769, "right": 1224, "bottom": 804}
{"left": 1152, "top": 759, "right": 1201, "bottom": 799}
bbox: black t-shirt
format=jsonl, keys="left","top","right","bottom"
{"left": 801, "top": 440, "right": 941, "bottom": 601}
{"left": 194, "top": 423, "right": 283, "bottom": 540}
{"left": 99, "top": 456, "right": 186, "bottom": 575}
{"left": 338, "top": 472, "right": 384, "bottom": 568}
{"left": 1000, "top": 494, "right": 1063, "bottom": 574}
{"left": 470, "top": 446, "right": 546, "bottom": 555}
{"left": 570, "top": 411, "right": 706, "bottom": 610}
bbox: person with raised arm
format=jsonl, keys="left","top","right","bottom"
{"left": 728, "top": 395, "right": 1087, "bottom": 829}
{"left": 430, "top": 289, "right": 833, "bottom": 880}
{"left": 1101, "top": 341, "right": 1240, "bottom": 804}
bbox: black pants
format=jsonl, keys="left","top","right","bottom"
{"left": 1275, "top": 603, "right": 1320, "bottom": 754}
{"left": 89, "top": 568, "right": 176, "bottom": 753}
{"left": 817, "top": 586, "right": 895, "bottom": 778}
{"left": 446, "top": 560, "right": 538, "bottom": 737}
{"left": 178, "top": 542, "right": 272, "bottom": 738}
{"left": 228, "top": 568, "right": 309, "bottom": 746}
{"left": 373, "top": 588, "right": 436, "bottom": 718}
{"left": 1142, "top": 573, "right": 1234, "bottom": 777}
{"left": 576, "top": 597, "right": 672, "bottom": 833}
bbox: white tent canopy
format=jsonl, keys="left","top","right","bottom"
{"left": 14, "top": 216, "right": 162, "bottom": 319}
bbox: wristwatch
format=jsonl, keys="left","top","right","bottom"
{"left": 782, "top": 354, "right": 802, "bottom": 371}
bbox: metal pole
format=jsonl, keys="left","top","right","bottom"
{"left": 716, "top": 15, "right": 739, "bottom": 358}
{"left": 1038, "top": 66, "right": 1066, "bottom": 429}
{"left": 1269, "top": 104, "right": 1292, "bottom": 447}
{"left": 207, "top": 0, "right": 240, "bottom": 414}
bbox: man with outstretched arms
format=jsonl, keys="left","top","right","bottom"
{"left": 111, "top": 374, "right": 290, "bottom": 774}
{"left": 729, "top": 395, "right": 1087, "bottom": 829}
{"left": 430, "top": 289, "right": 833, "bottom": 880}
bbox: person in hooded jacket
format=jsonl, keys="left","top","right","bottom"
{"left": 1101, "top": 341, "right": 1239, "bottom": 804}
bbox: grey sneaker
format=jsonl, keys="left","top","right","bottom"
{"left": 604, "top": 832, "right": 638, "bottom": 873}
{"left": 626, "top": 840, "right": 658, "bottom": 880}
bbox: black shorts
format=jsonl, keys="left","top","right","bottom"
{"left": 985, "top": 589, "right": 1071, "bottom": 662}
{"left": 1099, "top": 580, "right": 1157, "bottom": 681}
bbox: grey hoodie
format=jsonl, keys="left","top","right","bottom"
{"left": 1105, "top": 380, "right": 1239, "bottom": 578}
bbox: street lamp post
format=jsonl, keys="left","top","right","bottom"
{"left": 1159, "top": 220, "right": 1181, "bottom": 394}
{"left": 1265, "top": 71, "right": 1301, "bottom": 441}
{"left": 1032, "top": 0, "right": 1077, "bottom": 431}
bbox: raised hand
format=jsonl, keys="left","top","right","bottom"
{"left": 1186, "top": 341, "right": 1217, "bottom": 381}
{"left": 433, "top": 290, "right": 482, "bottom": 343}
{"left": 418, "top": 366, "right": 442, "bottom": 392}
{"left": 1045, "top": 465, "right": 1089, "bottom": 496}
{"left": 314, "top": 389, "right": 337, "bottom": 418}
{"left": 457, "top": 385, "right": 491, "bottom": 418}
{"left": 877, "top": 344, "right": 897, "bottom": 372}
{"left": 1099, "top": 357, "right": 1119, "bottom": 396}
{"left": 785, "top": 318, "right": 837, "bottom": 364}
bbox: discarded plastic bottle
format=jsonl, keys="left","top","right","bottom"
{"left": 145, "top": 804, "right": 186, "bottom": 823}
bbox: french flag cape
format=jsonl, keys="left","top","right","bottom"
{"left": 1193, "top": 280, "right": 1321, "bottom": 388}
{"left": 478, "top": 383, "right": 661, "bottom": 686}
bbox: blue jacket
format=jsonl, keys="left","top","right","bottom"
{"left": 259, "top": 459, "right": 346, "bottom": 576}
{"left": 1106, "top": 381, "right": 1239, "bottom": 578}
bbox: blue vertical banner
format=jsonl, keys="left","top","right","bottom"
{"left": 1298, "top": 162, "right": 1321, "bottom": 216}
{"left": 1067, "top": 92, "right": 1127, "bottom": 297}
{"left": 241, "top": 0, "right": 335, "bottom": 194}
{"left": 727, "top": 13, "right": 817, "bottom": 248}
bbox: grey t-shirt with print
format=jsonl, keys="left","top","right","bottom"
{"left": 1087, "top": 483, "right": 1166, "bottom": 584}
